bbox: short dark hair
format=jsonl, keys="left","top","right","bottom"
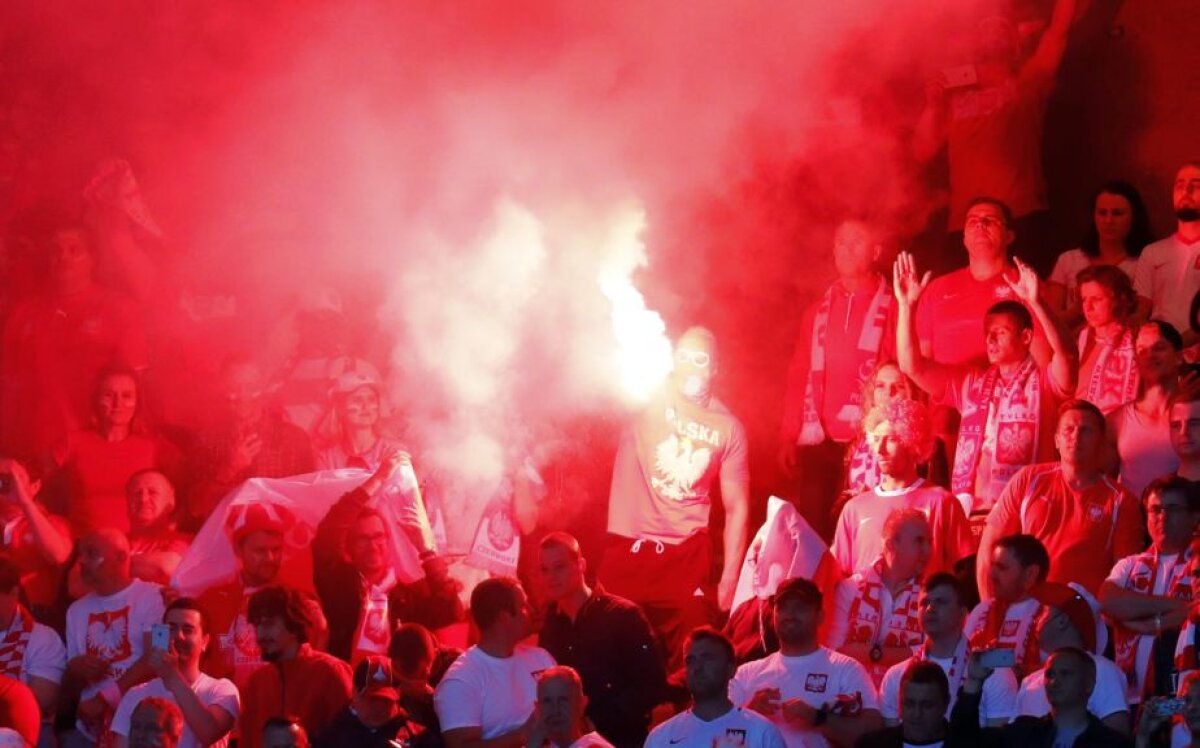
{"left": 1058, "top": 399, "right": 1106, "bottom": 436}
{"left": 1049, "top": 645, "right": 1096, "bottom": 684}
{"left": 1075, "top": 264, "right": 1138, "bottom": 320}
{"left": 1143, "top": 475, "right": 1200, "bottom": 514}
{"left": 247, "top": 586, "right": 311, "bottom": 643}
{"left": 539, "top": 531, "right": 582, "bottom": 562}
{"left": 389, "top": 622, "right": 436, "bottom": 677}
{"left": 923, "top": 572, "right": 967, "bottom": 609}
{"left": 1080, "top": 181, "right": 1155, "bottom": 259}
{"left": 684, "top": 625, "right": 735, "bottom": 664}
{"left": 965, "top": 196, "right": 1015, "bottom": 227}
{"left": 1142, "top": 319, "right": 1185, "bottom": 351}
{"left": 985, "top": 300, "right": 1033, "bottom": 332}
{"left": 469, "top": 577, "right": 523, "bottom": 631}
{"left": 164, "top": 597, "right": 211, "bottom": 635}
{"left": 995, "top": 534, "right": 1051, "bottom": 581}
{"left": 900, "top": 660, "right": 950, "bottom": 707}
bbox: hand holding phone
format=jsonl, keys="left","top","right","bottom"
{"left": 976, "top": 648, "right": 1016, "bottom": 669}
{"left": 151, "top": 623, "right": 171, "bottom": 652}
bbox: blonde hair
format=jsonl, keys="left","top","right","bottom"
{"left": 863, "top": 397, "right": 935, "bottom": 463}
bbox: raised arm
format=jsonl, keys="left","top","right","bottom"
{"left": 1024, "top": 0, "right": 1080, "bottom": 80}
{"left": 1004, "top": 258, "right": 1076, "bottom": 395}
{"left": 894, "top": 252, "right": 953, "bottom": 399}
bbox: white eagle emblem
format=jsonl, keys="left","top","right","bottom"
{"left": 652, "top": 434, "right": 712, "bottom": 501}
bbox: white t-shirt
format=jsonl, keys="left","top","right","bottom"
{"left": 65, "top": 579, "right": 165, "bottom": 682}
{"left": 1105, "top": 550, "right": 1189, "bottom": 701}
{"left": 1, "top": 614, "right": 66, "bottom": 686}
{"left": 644, "top": 706, "right": 786, "bottom": 748}
{"left": 729, "top": 648, "right": 879, "bottom": 747}
{"left": 1134, "top": 235, "right": 1200, "bottom": 333}
{"left": 1015, "top": 652, "right": 1129, "bottom": 720}
{"left": 1049, "top": 249, "right": 1137, "bottom": 301}
{"left": 566, "top": 730, "right": 615, "bottom": 748}
{"left": 110, "top": 673, "right": 240, "bottom": 748}
{"left": 433, "top": 643, "right": 555, "bottom": 740}
{"left": 879, "top": 654, "right": 1018, "bottom": 726}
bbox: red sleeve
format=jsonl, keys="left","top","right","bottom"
{"left": 914, "top": 281, "right": 936, "bottom": 351}
{"left": 778, "top": 304, "right": 817, "bottom": 444}
{"left": 0, "top": 675, "right": 40, "bottom": 745}
{"left": 941, "top": 494, "right": 976, "bottom": 569}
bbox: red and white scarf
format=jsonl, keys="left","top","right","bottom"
{"left": 1113, "top": 547, "right": 1191, "bottom": 696}
{"left": 351, "top": 568, "right": 398, "bottom": 667}
{"left": 951, "top": 357, "right": 1042, "bottom": 499}
{"left": 0, "top": 605, "right": 34, "bottom": 679}
{"left": 967, "top": 597, "right": 1044, "bottom": 679}
{"left": 1078, "top": 327, "right": 1139, "bottom": 415}
{"left": 846, "top": 558, "right": 923, "bottom": 648}
{"left": 798, "top": 278, "right": 892, "bottom": 445}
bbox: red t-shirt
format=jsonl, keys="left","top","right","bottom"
{"left": 915, "top": 268, "right": 1025, "bottom": 367}
{"left": 607, "top": 394, "right": 749, "bottom": 543}
{"left": 57, "top": 430, "right": 182, "bottom": 536}
{"left": 984, "top": 463, "right": 1143, "bottom": 594}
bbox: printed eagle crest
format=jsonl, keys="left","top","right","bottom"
{"left": 652, "top": 433, "right": 712, "bottom": 500}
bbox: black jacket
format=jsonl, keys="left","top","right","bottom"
{"left": 539, "top": 589, "right": 667, "bottom": 748}
{"left": 947, "top": 690, "right": 1133, "bottom": 748}
{"left": 312, "top": 705, "right": 434, "bottom": 748}
{"left": 855, "top": 724, "right": 950, "bottom": 747}
{"left": 314, "top": 487, "right": 461, "bottom": 661}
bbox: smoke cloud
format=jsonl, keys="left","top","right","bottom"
{"left": 1, "top": 0, "right": 996, "bottom": 484}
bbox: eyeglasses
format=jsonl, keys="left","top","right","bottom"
{"left": 675, "top": 349, "right": 711, "bottom": 368}
{"left": 965, "top": 216, "right": 1006, "bottom": 231}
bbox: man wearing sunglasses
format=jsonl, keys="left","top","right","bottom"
{"left": 600, "top": 326, "right": 750, "bottom": 666}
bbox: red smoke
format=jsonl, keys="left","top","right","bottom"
{"left": 1, "top": 0, "right": 996, "bottom": 489}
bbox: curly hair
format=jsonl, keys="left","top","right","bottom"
{"left": 862, "top": 397, "right": 935, "bottom": 463}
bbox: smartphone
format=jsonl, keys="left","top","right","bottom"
{"left": 151, "top": 623, "right": 170, "bottom": 652}
{"left": 977, "top": 648, "right": 1016, "bottom": 669}
{"left": 941, "top": 64, "right": 979, "bottom": 89}
{"left": 1150, "top": 697, "right": 1186, "bottom": 718}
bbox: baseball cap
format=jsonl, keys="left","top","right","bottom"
{"left": 772, "top": 577, "right": 822, "bottom": 609}
{"left": 1033, "top": 582, "right": 1096, "bottom": 653}
{"left": 226, "top": 501, "right": 296, "bottom": 547}
{"left": 354, "top": 656, "right": 399, "bottom": 701}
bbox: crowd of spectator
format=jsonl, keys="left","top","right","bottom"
{"left": 1, "top": 0, "right": 1199, "bottom": 746}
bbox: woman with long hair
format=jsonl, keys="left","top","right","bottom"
{"left": 1107, "top": 320, "right": 1185, "bottom": 498}
{"left": 1048, "top": 180, "right": 1154, "bottom": 325}
{"left": 1074, "top": 264, "right": 1141, "bottom": 414}
{"left": 314, "top": 370, "right": 404, "bottom": 470}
